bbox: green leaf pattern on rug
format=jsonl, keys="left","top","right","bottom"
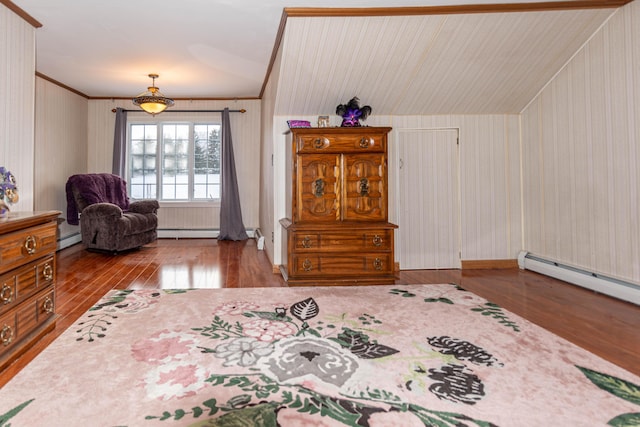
{"left": 389, "top": 287, "right": 521, "bottom": 332}
{"left": 577, "top": 366, "right": 640, "bottom": 426}
{"left": 470, "top": 303, "right": 520, "bottom": 332}
{"left": 0, "top": 398, "right": 33, "bottom": 427}
{"left": 88, "top": 289, "right": 134, "bottom": 311}
{"left": 148, "top": 373, "right": 498, "bottom": 427}
{"left": 75, "top": 312, "right": 118, "bottom": 342}
{"left": 78, "top": 290, "right": 169, "bottom": 341}
{"left": 192, "top": 315, "right": 245, "bottom": 340}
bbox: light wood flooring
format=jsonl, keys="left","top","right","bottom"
{"left": 1, "top": 238, "right": 638, "bottom": 387}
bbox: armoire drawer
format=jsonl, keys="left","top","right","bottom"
{"left": 291, "top": 253, "right": 394, "bottom": 277}
{"left": 296, "top": 133, "right": 386, "bottom": 154}
{"left": 292, "top": 230, "right": 393, "bottom": 252}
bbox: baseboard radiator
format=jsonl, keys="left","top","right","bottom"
{"left": 157, "top": 229, "right": 257, "bottom": 239}
{"left": 254, "top": 228, "right": 265, "bottom": 250}
{"left": 518, "top": 251, "right": 640, "bottom": 306}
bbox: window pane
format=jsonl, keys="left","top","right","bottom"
{"left": 193, "top": 124, "right": 221, "bottom": 199}
{"left": 161, "top": 124, "right": 189, "bottom": 200}
{"left": 129, "top": 124, "right": 157, "bottom": 199}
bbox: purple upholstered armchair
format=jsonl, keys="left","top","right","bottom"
{"left": 66, "top": 173, "right": 159, "bottom": 253}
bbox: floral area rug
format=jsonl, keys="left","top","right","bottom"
{"left": 1, "top": 284, "right": 639, "bottom": 427}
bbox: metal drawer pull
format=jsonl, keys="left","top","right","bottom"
{"left": 43, "top": 263, "right": 54, "bottom": 281}
{"left": 1, "top": 325, "right": 14, "bottom": 346}
{"left": 1, "top": 284, "right": 13, "bottom": 304}
{"left": 314, "top": 178, "right": 325, "bottom": 197}
{"left": 303, "top": 259, "right": 313, "bottom": 271}
{"left": 372, "top": 235, "right": 383, "bottom": 247}
{"left": 314, "top": 138, "right": 324, "bottom": 149}
{"left": 302, "top": 236, "right": 312, "bottom": 248}
{"left": 43, "top": 297, "right": 54, "bottom": 314}
{"left": 373, "top": 258, "right": 383, "bottom": 270}
{"left": 358, "top": 178, "right": 369, "bottom": 196}
{"left": 24, "top": 235, "right": 37, "bottom": 255}
{"left": 359, "top": 137, "right": 369, "bottom": 148}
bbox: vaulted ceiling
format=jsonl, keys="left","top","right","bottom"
{"left": 274, "top": 8, "right": 615, "bottom": 115}
{"left": 8, "top": 0, "right": 629, "bottom": 115}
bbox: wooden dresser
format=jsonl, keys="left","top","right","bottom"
{"left": 0, "top": 211, "right": 60, "bottom": 370}
{"left": 280, "top": 127, "right": 397, "bottom": 285}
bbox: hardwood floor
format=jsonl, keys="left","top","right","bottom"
{"left": 1, "top": 238, "right": 638, "bottom": 388}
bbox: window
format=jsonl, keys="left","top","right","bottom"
{"left": 129, "top": 122, "right": 221, "bottom": 201}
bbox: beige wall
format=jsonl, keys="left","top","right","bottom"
{"left": 378, "top": 114, "right": 522, "bottom": 262}
{"left": 34, "top": 77, "right": 88, "bottom": 243}
{"left": 87, "top": 99, "right": 262, "bottom": 233}
{"left": 0, "top": 5, "right": 36, "bottom": 211}
{"left": 521, "top": 1, "right": 640, "bottom": 284}
{"left": 267, "top": 113, "right": 522, "bottom": 267}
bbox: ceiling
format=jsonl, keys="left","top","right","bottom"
{"left": 9, "top": 0, "right": 625, "bottom": 114}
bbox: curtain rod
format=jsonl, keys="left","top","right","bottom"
{"left": 111, "top": 108, "right": 246, "bottom": 113}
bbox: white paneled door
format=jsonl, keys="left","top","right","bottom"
{"left": 396, "top": 129, "right": 460, "bottom": 269}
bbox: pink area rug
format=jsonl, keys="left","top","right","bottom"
{"left": 1, "top": 284, "right": 639, "bottom": 426}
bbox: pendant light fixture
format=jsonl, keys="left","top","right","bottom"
{"left": 132, "top": 73, "right": 174, "bottom": 115}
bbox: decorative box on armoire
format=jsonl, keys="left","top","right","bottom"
{"left": 280, "top": 126, "right": 397, "bottom": 286}
{"left": 0, "top": 211, "right": 60, "bottom": 370}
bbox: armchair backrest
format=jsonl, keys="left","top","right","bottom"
{"left": 66, "top": 173, "right": 130, "bottom": 225}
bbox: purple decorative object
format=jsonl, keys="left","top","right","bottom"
{"left": 0, "top": 167, "right": 18, "bottom": 217}
{"left": 287, "top": 120, "right": 311, "bottom": 128}
{"left": 336, "top": 97, "right": 372, "bottom": 127}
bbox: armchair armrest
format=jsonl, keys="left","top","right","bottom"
{"left": 128, "top": 200, "right": 159, "bottom": 214}
{"left": 82, "top": 202, "right": 123, "bottom": 219}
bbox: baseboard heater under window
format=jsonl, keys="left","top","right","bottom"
{"left": 517, "top": 251, "right": 640, "bottom": 306}
{"left": 157, "top": 229, "right": 257, "bottom": 239}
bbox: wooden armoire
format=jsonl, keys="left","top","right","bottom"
{"left": 280, "top": 126, "right": 397, "bottom": 285}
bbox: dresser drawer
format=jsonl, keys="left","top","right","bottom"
{"left": 291, "top": 253, "right": 394, "bottom": 277}
{"left": 0, "top": 222, "right": 57, "bottom": 276}
{"left": 296, "top": 133, "right": 386, "bottom": 154}
{"left": 0, "top": 256, "right": 55, "bottom": 316}
{"left": 292, "top": 229, "right": 393, "bottom": 252}
{"left": 0, "top": 286, "right": 55, "bottom": 355}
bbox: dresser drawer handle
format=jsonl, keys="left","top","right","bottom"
{"left": 372, "top": 235, "right": 383, "bottom": 247}
{"left": 24, "top": 235, "right": 37, "bottom": 255}
{"left": 1, "top": 284, "right": 13, "bottom": 304}
{"left": 43, "top": 296, "right": 54, "bottom": 314}
{"left": 302, "top": 259, "right": 313, "bottom": 271}
{"left": 43, "top": 263, "right": 54, "bottom": 281}
{"left": 314, "top": 138, "right": 324, "bottom": 149}
{"left": 359, "top": 137, "right": 369, "bottom": 148}
{"left": 373, "top": 258, "right": 383, "bottom": 270}
{"left": 302, "top": 236, "right": 312, "bottom": 248}
{"left": 1, "top": 325, "right": 14, "bottom": 346}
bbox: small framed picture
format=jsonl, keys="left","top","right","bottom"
{"left": 317, "top": 116, "right": 330, "bottom": 127}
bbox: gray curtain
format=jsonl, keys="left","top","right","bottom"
{"left": 218, "top": 108, "right": 248, "bottom": 240}
{"left": 112, "top": 107, "right": 127, "bottom": 177}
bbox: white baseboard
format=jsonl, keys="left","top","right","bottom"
{"left": 57, "top": 232, "right": 82, "bottom": 250}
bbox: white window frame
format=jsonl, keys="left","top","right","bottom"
{"left": 127, "top": 120, "right": 222, "bottom": 205}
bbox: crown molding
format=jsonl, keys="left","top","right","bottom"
{"left": 0, "top": 0, "right": 42, "bottom": 27}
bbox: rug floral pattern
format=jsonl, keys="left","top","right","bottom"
{"left": 1, "top": 284, "right": 639, "bottom": 426}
